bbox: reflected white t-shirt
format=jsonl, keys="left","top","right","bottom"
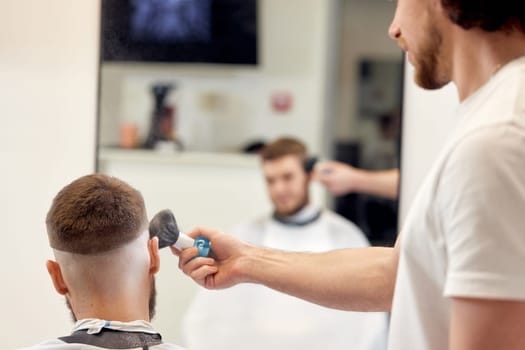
{"left": 389, "top": 57, "right": 525, "bottom": 350}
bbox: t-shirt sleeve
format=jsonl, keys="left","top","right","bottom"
{"left": 438, "top": 124, "right": 525, "bottom": 300}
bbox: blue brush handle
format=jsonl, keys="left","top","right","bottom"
{"left": 194, "top": 236, "right": 212, "bottom": 257}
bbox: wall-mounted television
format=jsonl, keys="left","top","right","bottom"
{"left": 101, "top": 0, "right": 258, "bottom": 65}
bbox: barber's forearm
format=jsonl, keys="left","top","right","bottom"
{"left": 242, "top": 246, "right": 396, "bottom": 312}
{"left": 354, "top": 168, "right": 399, "bottom": 199}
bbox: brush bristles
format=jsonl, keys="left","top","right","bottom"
{"left": 149, "top": 209, "right": 181, "bottom": 249}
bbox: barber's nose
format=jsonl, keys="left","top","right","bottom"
{"left": 388, "top": 19, "right": 401, "bottom": 40}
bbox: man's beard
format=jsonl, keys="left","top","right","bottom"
{"left": 275, "top": 195, "right": 309, "bottom": 217}
{"left": 65, "top": 277, "right": 157, "bottom": 322}
{"left": 148, "top": 277, "right": 157, "bottom": 321}
{"left": 414, "top": 19, "right": 449, "bottom": 90}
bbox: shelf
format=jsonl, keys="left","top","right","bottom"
{"left": 98, "top": 147, "right": 259, "bottom": 168}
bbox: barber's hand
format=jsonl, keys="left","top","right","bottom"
{"left": 171, "top": 227, "right": 251, "bottom": 290}
{"left": 313, "top": 160, "right": 360, "bottom": 196}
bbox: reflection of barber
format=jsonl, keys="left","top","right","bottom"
{"left": 175, "top": 2, "right": 525, "bottom": 350}
{"left": 181, "top": 138, "right": 387, "bottom": 350}
{"left": 314, "top": 163, "right": 399, "bottom": 200}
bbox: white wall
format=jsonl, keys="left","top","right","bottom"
{"left": 398, "top": 62, "right": 459, "bottom": 223}
{"left": 0, "top": 1, "right": 99, "bottom": 347}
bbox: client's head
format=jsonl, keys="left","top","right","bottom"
{"left": 45, "top": 174, "right": 159, "bottom": 322}
{"left": 260, "top": 137, "right": 310, "bottom": 216}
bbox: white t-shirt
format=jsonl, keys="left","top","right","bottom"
{"left": 18, "top": 319, "right": 185, "bottom": 350}
{"left": 182, "top": 207, "right": 388, "bottom": 350}
{"left": 389, "top": 57, "right": 525, "bottom": 350}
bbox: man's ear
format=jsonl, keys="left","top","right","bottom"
{"left": 46, "top": 260, "right": 68, "bottom": 295}
{"left": 148, "top": 237, "right": 160, "bottom": 275}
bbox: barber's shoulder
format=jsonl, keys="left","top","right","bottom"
{"left": 437, "top": 123, "right": 525, "bottom": 204}
{"left": 446, "top": 123, "right": 525, "bottom": 176}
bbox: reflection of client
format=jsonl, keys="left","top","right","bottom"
{"left": 181, "top": 138, "right": 388, "bottom": 350}
{"left": 20, "top": 174, "right": 184, "bottom": 350}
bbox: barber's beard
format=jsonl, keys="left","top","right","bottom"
{"left": 414, "top": 19, "right": 449, "bottom": 90}
{"left": 65, "top": 277, "right": 157, "bottom": 322}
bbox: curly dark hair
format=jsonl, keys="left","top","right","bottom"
{"left": 441, "top": 0, "right": 525, "bottom": 32}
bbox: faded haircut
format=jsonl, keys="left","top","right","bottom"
{"left": 260, "top": 137, "right": 307, "bottom": 162}
{"left": 46, "top": 174, "right": 148, "bottom": 254}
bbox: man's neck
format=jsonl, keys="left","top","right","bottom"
{"left": 451, "top": 28, "right": 525, "bottom": 101}
{"left": 273, "top": 204, "right": 322, "bottom": 226}
{"left": 70, "top": 288, "right": 151, "bottom": 322}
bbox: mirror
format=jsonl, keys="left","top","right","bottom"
{"left": 96, "top": 0, "right": 402, "bottom": 344}
{"left": 332, "top": 0, "right": 403, "bottom": 247}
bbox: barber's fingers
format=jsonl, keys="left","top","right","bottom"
{"left": 178, "top": 247, "right": 213, "bottom": 270}
{"left": 312, "top": 161, "right": 338, "bottom": 181}
{"left": 315, "top": 161, "right": 358, "bottom": 196}
{"left": 190, "top": 265, "right": 219, "bottom": 287}
{"left": 182, "top": 257, "right": 216, "bottom": 275}
{"left": 177, "top": 246, "right": 197, "bottom": 265}
{"left": 185, "top": 226, "right": 221, "bottom": 240}
{"left": 169, "top": 227, "right": 221, "bottom": 257}
{"left": 312, "top": 161, "right": 329, "bottom": 178}
{"left": 170, "top": 246, "right": 181, "bottom": 257}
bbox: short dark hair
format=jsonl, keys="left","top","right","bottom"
{"left": 46, "top": 174, "right": 147, "bottom": 254}
{"left": 260, "top": 137, "right": 307, "bottom": 161}
{"left": 441, "top": 0, "right": 525, "bottom": 32}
